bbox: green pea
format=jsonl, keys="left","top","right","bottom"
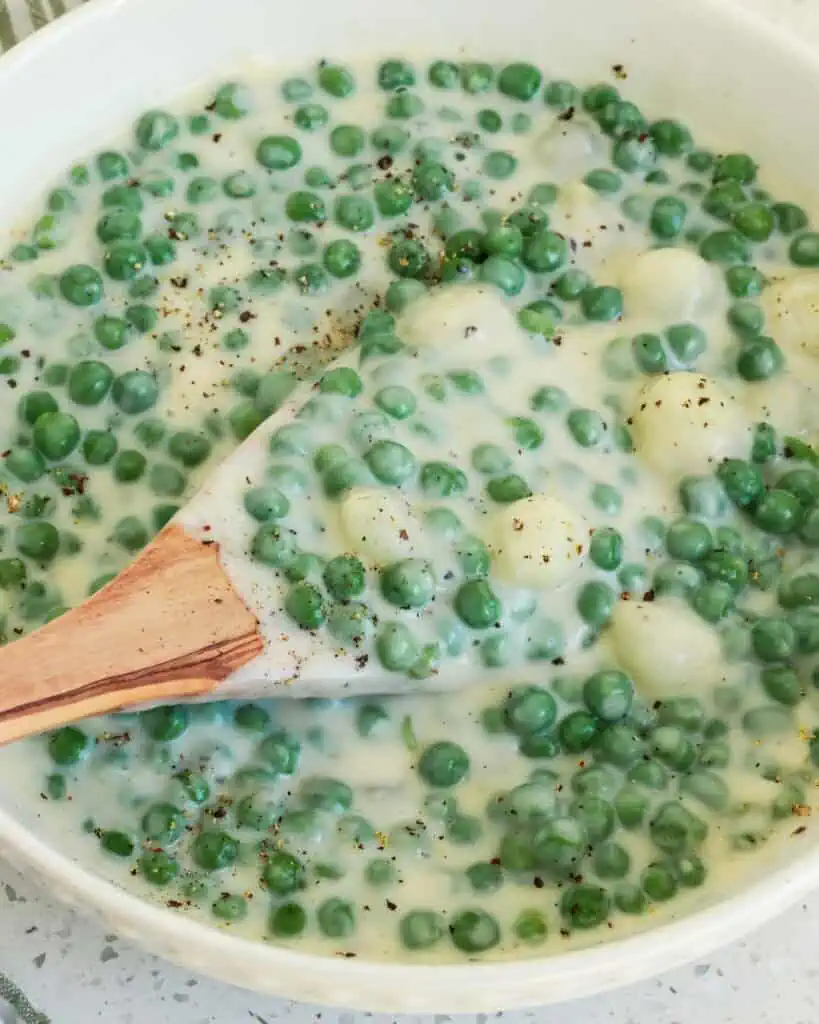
{"left": 5, "top": 448, "right": 45, "bottom": 482}
{"left": 565, "top": 407, "right": 605, "bottom": 447}
{"left": 257, "top": 729, "right": 300, "bottom": 775}
{"left": 227, "top": 399, "right": 262, "bottom": 440}
{"left": 717, "top": 458, "right": 764, "bottom": 507}
{"left": 569, "top": 795, "right": 615, "bottom": 843}
{"left": 588, "top": 527, "right": 623, "bottom": 571}
{"left": 0, "top": 557, "right": 26, "bottom": 589}
{"left": 191, "top": 830, "right": 239, "bottom": 871}
{"left": 723, "top": 266, "right": 764, "bottom": 302}
{"left": 582, "top": 168, "right": 619, "bottom": 195}
{"left": 493, "top": 61, "right": 541, "bottom": 101}
{"left": 713, "top": 152, "right": 757, "bottom": 183}
{"left": 629, "top": 332, "right": 667, "bottom": 375}
{"left": 679, "top": 771, "right": 730, "bottom": 811}
{"left": 777, "top": 468, "right": 819, "bottom": 508}
{"left": 141, "top": 802, "right": 184, "bottom": 845}
{"left": 592, "top": 725, "right": 644, "bottom": 771}
{"left": 317, "top": 555, "right": 364, "bottom": 602}
{"left": 384, "top": 280, "right": 427, "bottom": 314}
{"left": 64, "top": 360, "right": 113, "bottom": 406}
{"left": 779, "top": 572, "right": 819, "bottom": 609}
{"left": 699, "top": 229, "right": 750, "bottom": 264}
{"left": 316, "top": 242, "right": 361, "bottom": 285}
{"left": 397, "top": 909, "right": 445, "bottom": 951}
{"left": 291, "top": 262, "right": 328, "bottom": 296}
{"left": 649, "top": 801, "right": 707, "bottom": 854}
{"left": 751, "top": 616, "right": 796, "bottom": 662}
{"left": 373, "top": 177, "right": 413, "bottom": 217}
{"left": 733, "top": 201, "right": 775, "bottom": 241}
{"left": 315, "top": 897, "right": 355, "bottom": 939}
{"left": 220, "top": 169, "right": 256, "bottom": 199}
{"left": 142, "top": 705, "right": 189, "bottom": 741}
{"left": 555, "top": 710, "right": 597, "bottom": 753}
{"left": 421, "top": 59, "right": 457, "bottom": 88}
{"left": 540, "top": 79, "right": 576, "bottom": 110}
{"left": 261, "top": 850, "right": 304, "bottom": 895}
{"left": 48, "top": 725, "right": 88, "bottom": 765}
{"left": 449, "top": 909, "right": 500, "bottom": 953}
{"left": 291, "top": 101, "right": 328, "bottom": 130}
{"left": 134, "top": 109, "right": 178, "bottom": 150}
{"left": 418, "top": 741, "right": 469, "bottom": 787}
{"left": 163, "top": 431, "right": 211, "bottom": 470}
{"left": 210, "top": 894, "right": 247, "bottom": 923}
{"left": 462, "top": 862, "right": 503, "bottom": 898}
{"left": 483, "top": 474, "right": 531, "bottom": 507}
{"left": 387, "top": 238, "right": 429, "bottom": 278}
{"left": 284, "top": 581, "right": 325, "bottom": 629}
{"left": 504, "top": 686, "right": 557, "bottom": 737}
{"left": 375, "top": 58, "right": 415, "bottom": 91}
{"left": 99, "top": 830, "right": 134, "bottom": 858}
{"left": 576, "top": 581, "right": 616, "bottom": 628}
{"left": 560, "top": 883, "right": 611, "bottom": 930}
{"left": 90, "top": 317, "right": 126, "bottom": 354}
{"left": 583, "top": 670, "right": 632, "bottom": 722}
{"left": 708, "top": 184, "right": 750, "bottom": 223}
{"left": 58, "top": 264, "right": 103, "bottom": 306}
{"left": 786, "top": 231, "right": 819, "bottom": 270}
{"left": 14, "top": 520, "right": 59, "bottom": 566}
{"left": 111, "top": 516, "right": 149, "bottom": 552}
{"left": 762, "top": 202, "right": 802, "bottom": 241}
{"left": 138, "top": 851, "right": 178, "bottom": 886}
{"left": 376, "top": 621, "right": 420, "bottom": 671}
{"left": 478, "top": 254, "right": 525, "bottom": 296}
{"left": 283, "top": 190, "right": 324, "bottom": 223}
{"left": 754, "top": 489, "right": 804, "bottom": 534}
{"left": 231, "top": 703, "right": 271, "bottom": 735}
{"left": 353, "top": 702, "right": 389, "bottom": 740}
{"left": 663, "top": 518, "right": 711, "bottom": 562}
{"left": 111, "top": 370, "right": 158, "bottom": 414}
{"left": 449, "top": 534, "right": 488, "bottom": 580}
{"left": 380, "top": 559, "right": 435, "bottom": 609}
{"left": 319, "top": 366, "right": 362, "bottom": 397}
{"left": 760, "top": 664, "right": 802, "bottom": 705}
{"left": 148, "top": 464, "right": 186, "bottom": 498}
{"left": 453, "top": 578, "right": 501, "bottom": 629}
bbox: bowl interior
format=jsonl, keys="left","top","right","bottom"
{"left": 0, "top": 0, "right": 819, "bottom": 1011}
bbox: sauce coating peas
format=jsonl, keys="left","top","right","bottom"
{"left": 5, "top": 53, "right": 819, "bottom": 968}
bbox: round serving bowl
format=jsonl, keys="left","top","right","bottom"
{"left": 1, "top": 0, "right": 819, "bottom": 1011}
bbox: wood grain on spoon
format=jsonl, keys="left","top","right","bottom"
{"left": 0, "top": 524, "right": 263, "bottom": 745}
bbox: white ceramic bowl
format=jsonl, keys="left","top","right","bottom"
{"left": 1, "top": 0, "right": 819, "bottom": 1011}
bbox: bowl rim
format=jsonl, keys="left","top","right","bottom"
{"left": 1, "top": 0, "right": 819, "bottom": 1012}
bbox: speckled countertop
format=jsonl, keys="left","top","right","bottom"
{"left": 3, "top": 0, "right": 819, "bottom": 1020}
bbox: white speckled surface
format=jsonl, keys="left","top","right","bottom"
{"left": 3, "top": 0, "right": 819, "bottom": 1019}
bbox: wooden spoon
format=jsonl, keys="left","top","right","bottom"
{"left": 0, "top": 522, "right": 264, "bottom": 744}
{"left": 0, "top": 339, "right": 465, "bottom": 746}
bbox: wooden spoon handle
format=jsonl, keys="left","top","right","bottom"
{"left": 0, "top": 524, "right": 263, "bottom": 745}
